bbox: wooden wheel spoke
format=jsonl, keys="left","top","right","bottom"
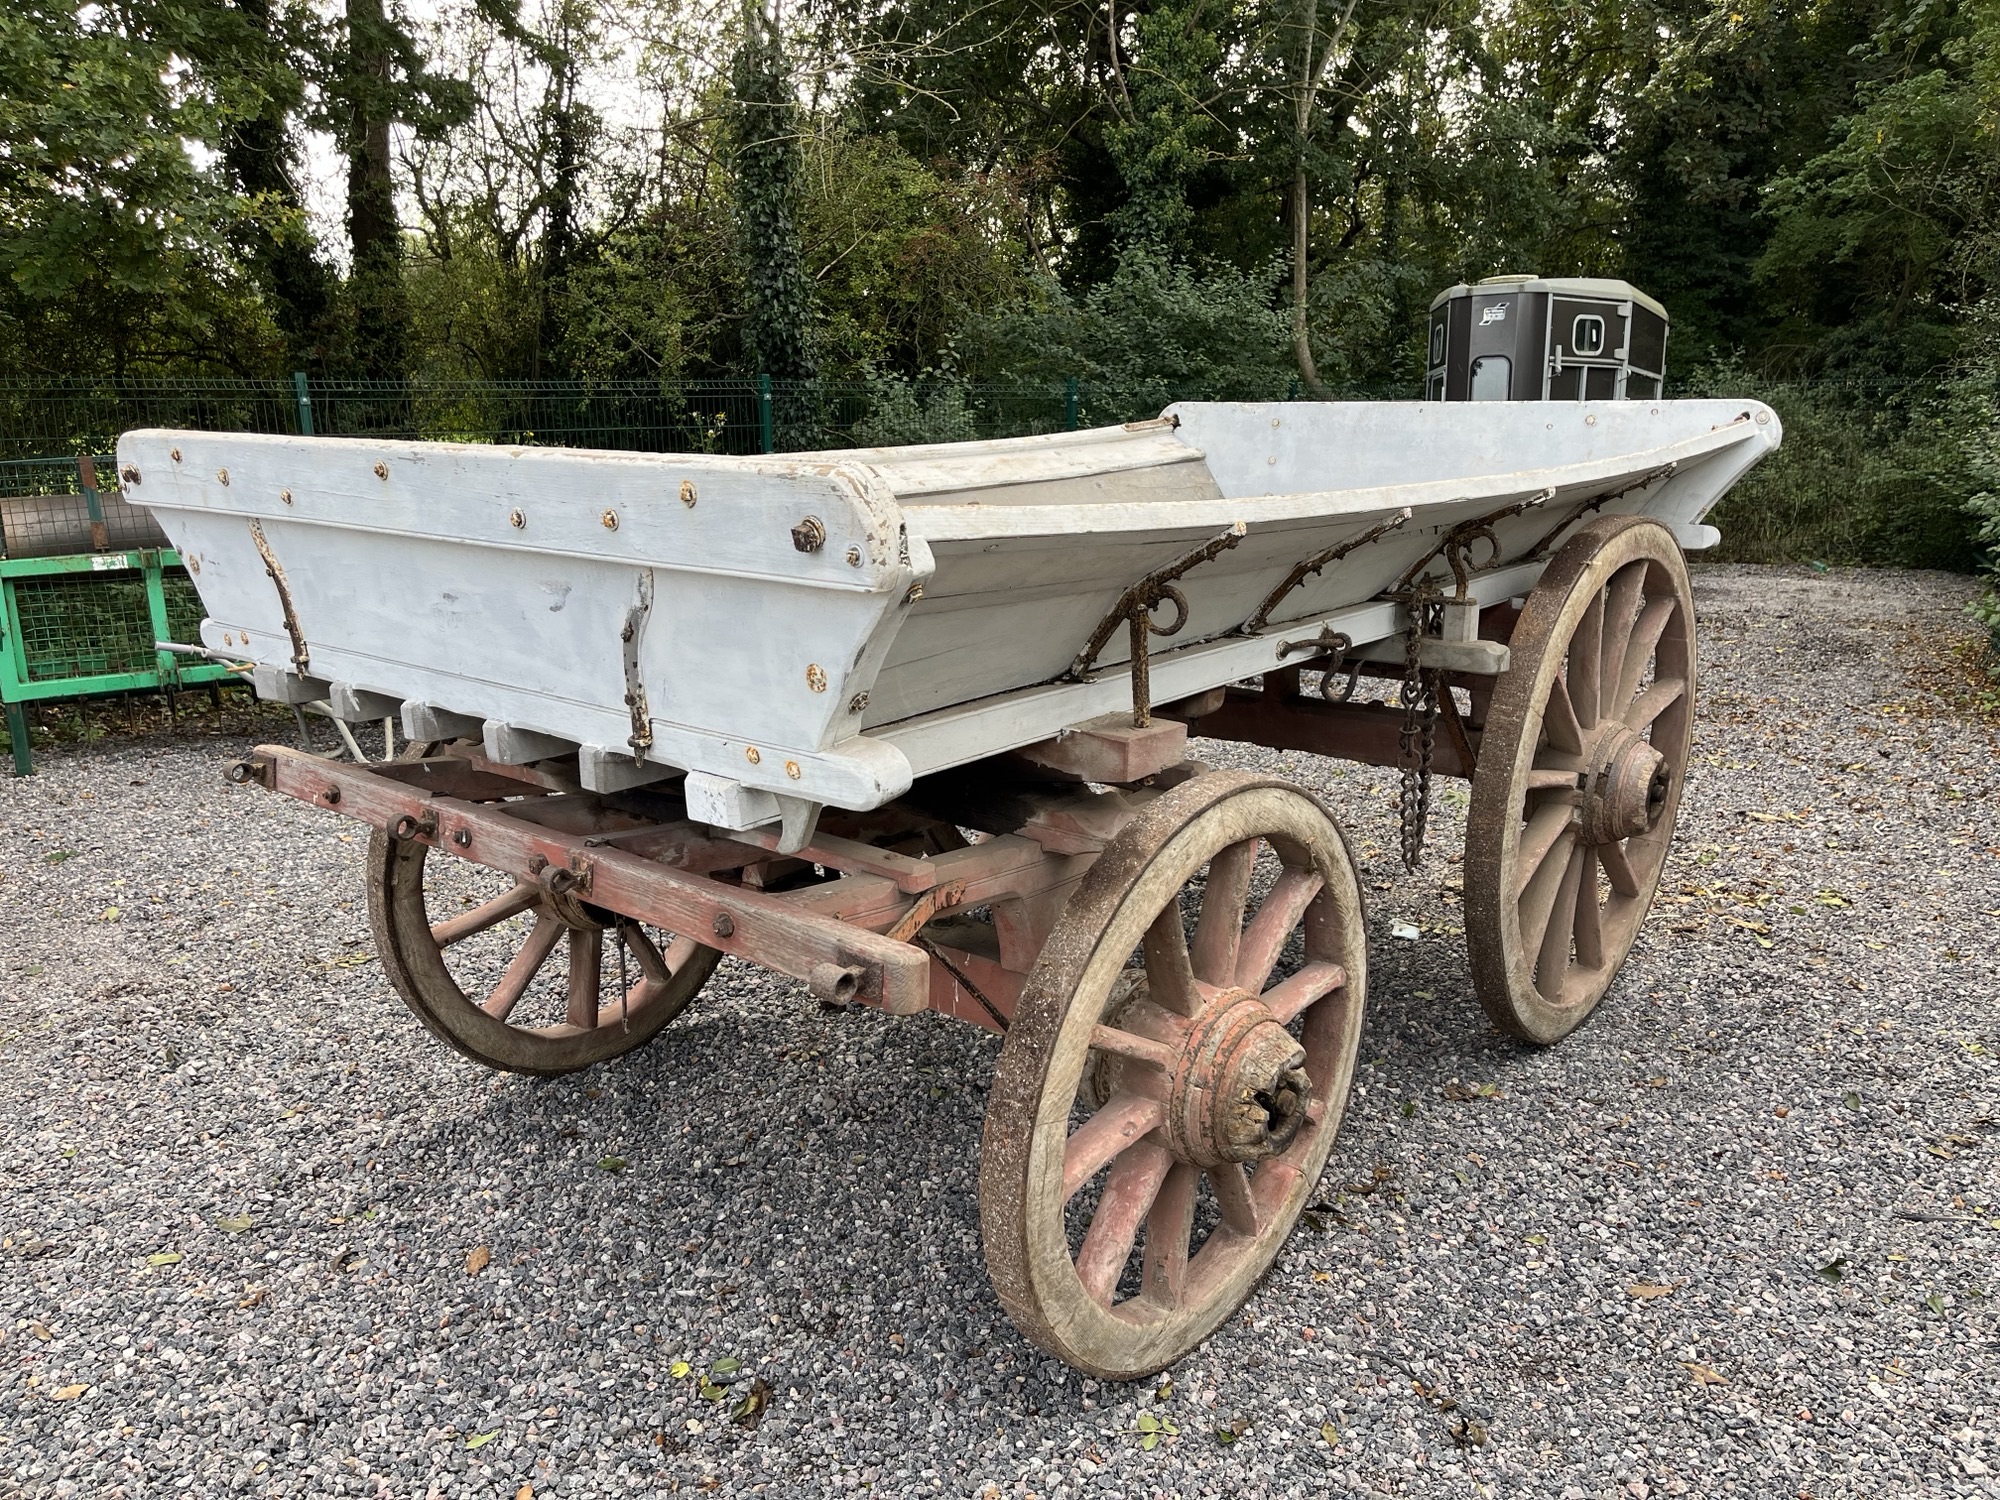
{"left": 1543, "top": 676, "right": 1585, "bottom": 755}
{"left": 1210, "top": 1162, "right": 1260, "bottom": 1237}
{"left": 481, "top": 913, "right": 561, "bottom": 1020}
{"left": 1260, "top": 961, "right": 1346, "bottom": 1026}
{"left": 1075, "top": 1142, "right": 1173, "bottom": 1306}
{"left": 621, "top": 923, "right": 672, "bottom": 986}
{"left": 1571, "top": 846, "right": 1604, "bottom": 971}
{"left": 1599, "top": 838, "right": 1640, "bottom": 898}
{"left": 1090, "top": 1023, "right": 1179, "bottom": 1071}
{"left": 429, "top": 882, "right": 538, "bottom": 949}
{"left": 1142, "top": 1161, "right": 1199, "bottom": 1307}
{"left": 1616, "top": 595, "right": 1678, "bottom": 710}
{"left": 1142, "top": 904, "right": 1200, "bottom": 1017}
{"left": 1514, "top": 804, "right": 1576, "bottom": 902}
{"left": 1062, "top": 1094, "right": 1166, "bottom": 1202}
{"left": 1569, "top": 593, "right": 1605, "bottom": 727}
{"left": 1515, "top": 825, "right": 1576, "bottom": 955}
{"left": 1189, "top": 838, "right": 1259, "bottom": 986}
{"left": 1599, "top": 563, "right": 1646, "bottom": 702}
{"left": 1525, "top": 767, "right": 1579, "bottom": 794}
{"left": 1533, "top": 844, "right": 1587, "bottom": 995}
{"left": 566, "top": 928, "right": 602, "bottom": 1029}
{"left": 1625, "top": 675, "right": 1687, "bottom": 731}
{"left": 1234, "top": 868, "right": 1324, "bottom": 994}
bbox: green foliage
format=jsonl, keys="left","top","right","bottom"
{"left": 0, "top": 0, "right": 281, "bottom": 371}
{"left": 728, "top": 0, "right": 815, "bottom": 380}
{"left": 799, "top": 132, "right": 1026, "bottom": 376}
{"left": 958, "top": 252, "right": 1297, "bottom": 417}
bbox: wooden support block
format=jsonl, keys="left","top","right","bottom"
{"left": 402, "top": 702, "right": 485, "bottom": 742}
{"left": 483, "top": 722, "right": 574, "bottom": 764}
{"left": 249, "top": 666, "right": 330, "bottom": 704}
{"left": 328, "top": 683, "right": 402, "bottom": 723}
{"left": 1015, "top": 712, "right": 1188, "bottom": 785}
{"left": 684, "top": 770, "right": 780, "bottom": 830}
{"left": 1352, "top": 636, "right": 1510, "bottom": 675}
{"left": 577, "top": 744, "right": 681, "bottom": 794}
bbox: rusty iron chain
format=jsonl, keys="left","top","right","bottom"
{"left": 1397, "top": 589, "right": 1443, "bottom": 870}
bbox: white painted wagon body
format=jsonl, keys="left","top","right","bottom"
{"left": 119, "top": 398, "right": 1778, "bottom": 834}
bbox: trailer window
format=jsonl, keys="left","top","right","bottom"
{"left": 1469, "top": 356, "right": 1511, "bottom": 401}
{"left": 1429, "top": 321, "right": 1446, "bottom": 365}
{"left": 1572, "top": 315, "right": 1605, "bottom": 355}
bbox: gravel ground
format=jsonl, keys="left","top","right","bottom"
{"left": 1, "top": 564, "right": 1996, "bottom": 1500}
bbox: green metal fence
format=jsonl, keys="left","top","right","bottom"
{"left": 0, "top": 375, "right": 1085, "bottom": 462}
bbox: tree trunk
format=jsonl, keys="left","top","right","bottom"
{"left": 346, "top": 0, "right": 406, "bottom": 381}
{"left": 1291, "top": 161, "right": 1329, "bottom": 396}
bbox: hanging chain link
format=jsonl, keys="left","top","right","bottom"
{"left": 1397, "top": 588, "right": 1443, "bottom": 870}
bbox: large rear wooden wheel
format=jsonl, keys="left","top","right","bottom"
{"left": 1465, "top": 515, "right": 1695, "bottom": 1044}
{"left": 980, "top": 771, "right": 1368, "bottom": 1379}
{"left": 368, "top": 832, "right": 722, "bottom": 1074}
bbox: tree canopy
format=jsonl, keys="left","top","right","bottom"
{"left": 0, "top": 0, "right": 1994, "bottom": 391}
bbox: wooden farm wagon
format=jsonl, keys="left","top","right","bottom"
{"left": 119, "top": 397, "right": 1779, "bottom": 1377}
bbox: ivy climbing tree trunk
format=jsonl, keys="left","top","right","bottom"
{"left": 345, "top": 0, "right": 406, "bottom": 381}
{"left": 729, "top": 0, "right": 816, "bottom": 380}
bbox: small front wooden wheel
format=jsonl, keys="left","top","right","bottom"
{"left": 980, "top": 771, "right": 1368, "bottom": 1379}
{"left": 1465, "top": 515, "right": 1696, "bottom": 1044}
{"left": 367, "top": 833, "right": 722, "bottom": 1074}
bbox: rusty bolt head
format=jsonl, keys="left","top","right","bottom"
{"left": 784, "top": 760, "right": 802, "bottom": 780}
{"left": 323, "top": 787, "right": 341, "bottom": 805}
{"left": 712, "top": 912, "right": 735, "bottom": 938}
{"left": 186, "top": 557, "right": 201, "bottom": 576}
{"left": 791, "top": 516, "right": 826, "bottom": 553}
{"left": 279, "top": 489, "right": 293, "bottom": 505}
{"left": 903, "top": 583, "right": 924, "bottom": 604}
{"left": 509, "top": 509, "right": 526, "bottom": 529}
{"left": 121, "top": 465, "right": 140, "bottom": 485}
{"left": 373, "top": 461, "right": 390, "bottom": 480}
{"left": 601, "top": 509, "right": 619, "bottom": 530}
{"left": 680, "top": 480, "right": 698, "bottom": 508}
{"left": 169, "top": 448, "right": 182, "bottom": 463}
{"left": 847, "top": 691, "right": 869, "bottom": 715}
{"left": 744, "top": 746, "right": 761, "bottom": 765}
{"left": 216, "top": 468, "right": 230, "bottom": 486}
{"left": 452, "top": 827, "right": 472, "bottom": 848}
{"left": 805, "top": 664, "right": 827, "bottom": 693}
{"left": 845, "top": 546, "right": 862, "bottom": 567}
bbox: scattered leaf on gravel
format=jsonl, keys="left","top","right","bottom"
{"left": 516, "top": 1487, "right": 532, "bottom": 1500}
{"left": 42, "top": 851, "right": 72, "bottom": 865}
{"left": 1444, "top": 1079, "right": 1504, "bottom": 1102}
{"left": 1320, "top": 1420, "right": 1340, "bottom": 1446}
{"left": 669, "top": 1361, "right": 691, "bottom": 1379}
{"left": 597, "top": 1156, "right": 627, "bottom": 1174}
{"left": 1842, "top": 1092, "right": 1861, "bottom": 1110}
{"left": 1818, "top": 1257, "right": 1847, "bottom": 1283}
{"left": 1682, "top": 1362, "right": 1728, "bottom": 1386}
{"left": 1132, "top": 1411, "right": 1178, "bottom": 1450}
{"left": 50, "top": 1384, "right": 87, "bottom": 1401}
{"left": 731, "top": 1377, "right": 772, "bottom": 1429}
{"left": 710, "top": 1355, "right": 741, "bottom": 1375}
{"left": 465, "top": 1245, "right": 491, "bottom": 1275}
{"left": 146, "top": 1252, "right": 182, "bottom": 1267}
{"left": 1626, "top": 1282, "right": 1676, "bottom": 1299}
{"left": 465, "top": 1430, "right": 497, "bottom": 1449}
{"left": 215, "top": 1215, "right": 253, "bottom": 1234}
{"left": 1154, "top": 1378, "right": 1173, "bottom": 1402}
{"left": 1926, "top": 1294, "right": 1947, "bottom": 1315}
{"left": 28, "top": 1322, "right": 50, "bottom": 1341}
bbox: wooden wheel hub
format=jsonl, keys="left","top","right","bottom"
{"left": 1164, "top": 994, "right": 1312, "bottom": 1168}
{"left": 1579, "top": 724, "right": 1670, "bottom": 845}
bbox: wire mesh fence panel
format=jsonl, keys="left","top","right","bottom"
{"left": 9, "top": 573, "right": 159, "bottom": 682}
